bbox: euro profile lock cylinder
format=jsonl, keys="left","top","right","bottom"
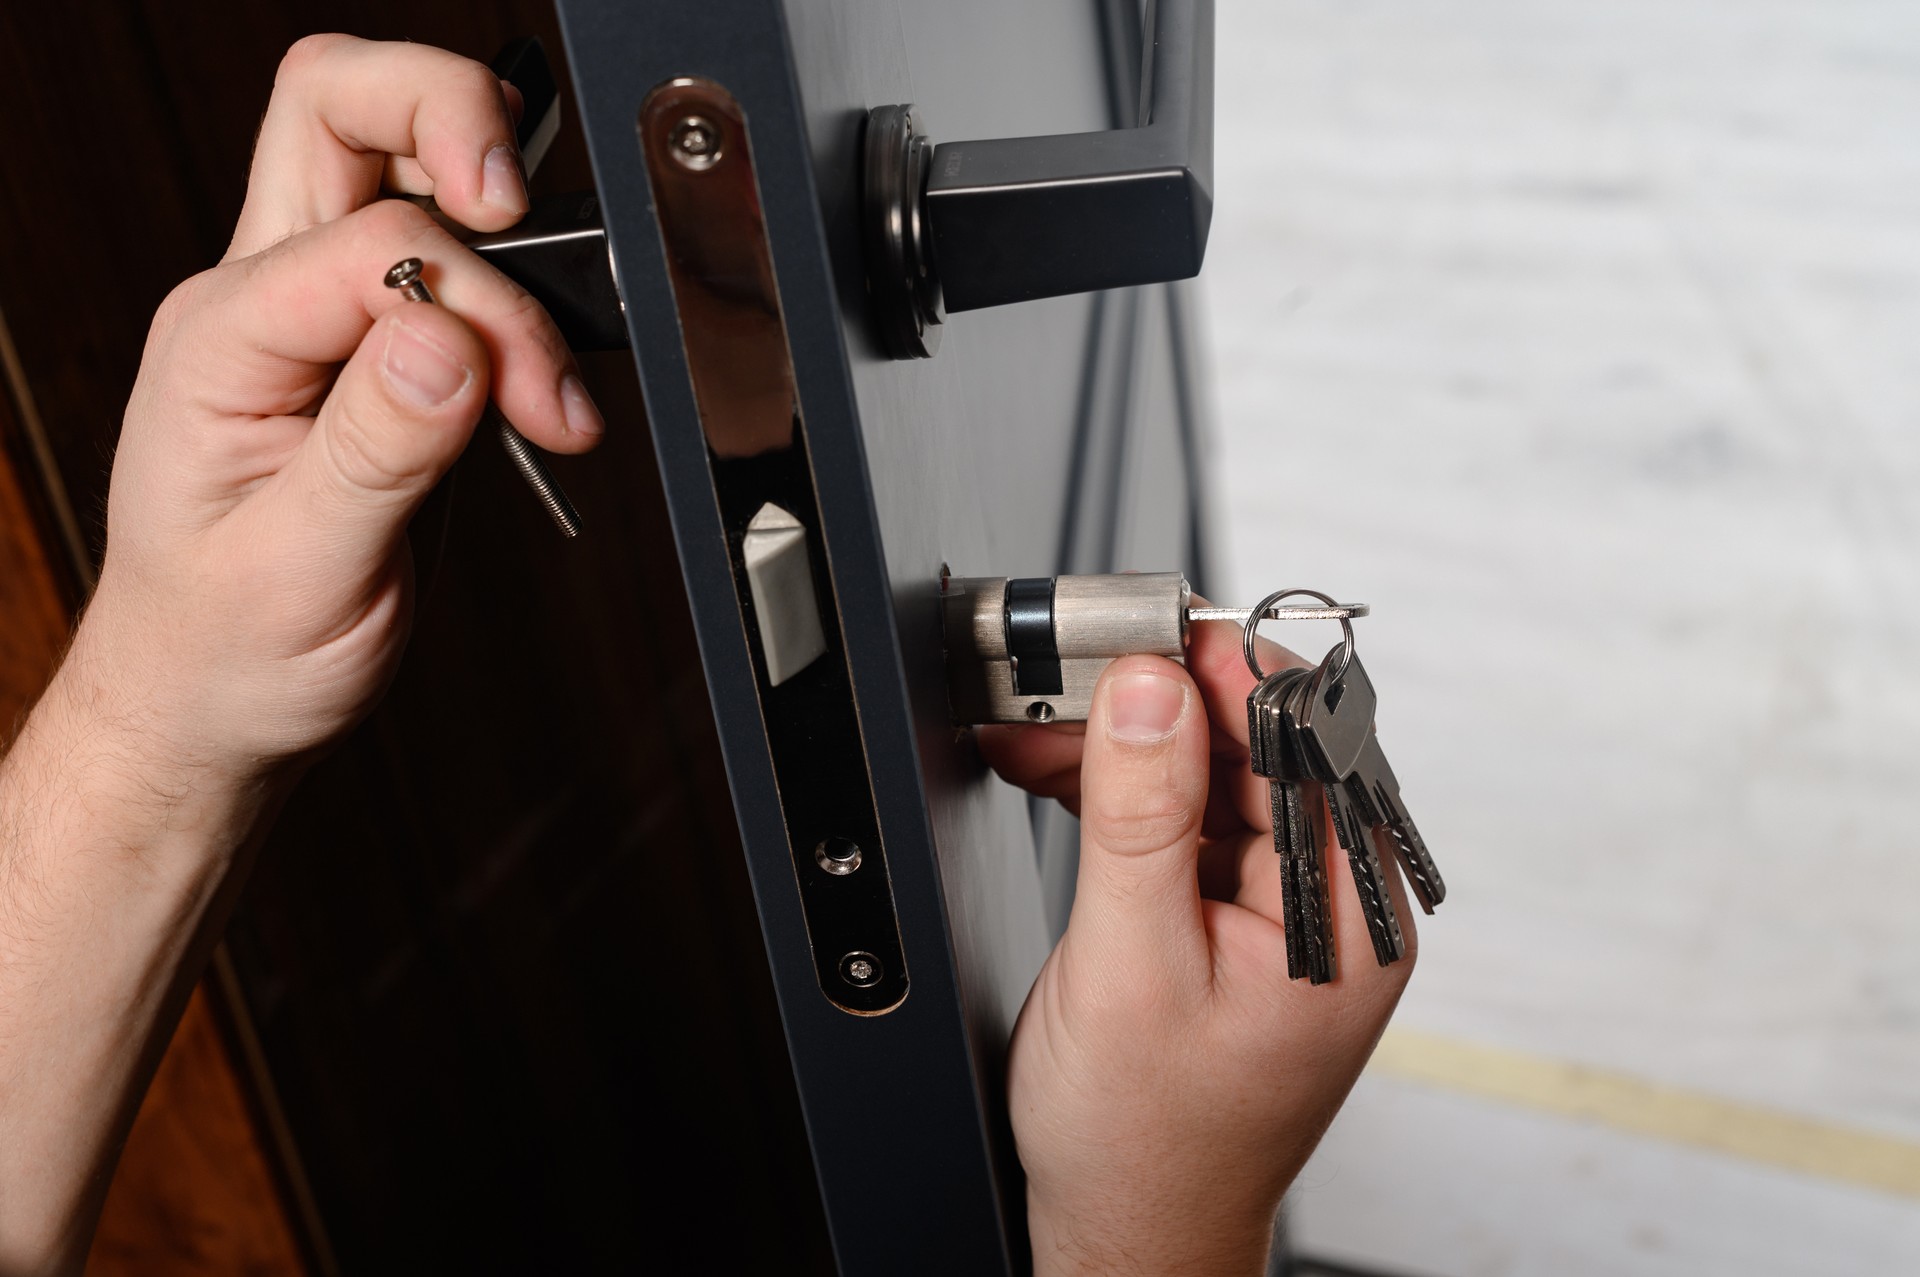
{"left": 940, "top": 572, "right": 1370, "bottom": 726}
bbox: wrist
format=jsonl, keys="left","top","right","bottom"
{"left": 1027, "top": 1186, "right": 1277, "bottom": 1276}
{"left": 59, "top": 570, "right": 290, "bottom": 791}
{"left": 11, "top": 634, "right": 280, "bottom": 888}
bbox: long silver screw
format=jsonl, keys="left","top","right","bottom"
{"left": 383, "top": 258, "right": 582, "bottom": 538}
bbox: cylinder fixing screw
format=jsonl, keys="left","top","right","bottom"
{"left": 383, "top": 258, "right": 582, "bottom": 538}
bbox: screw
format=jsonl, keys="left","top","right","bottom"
{"left": 383, "top": 259, "right": 582, "bottom": 538}
{"left": 669, "top": 116, "right": 722, "bottom": 170}
{"left": 839, "top": 952, "right": 883, "bottom": 988}
{"left": 814, "top": 837, "right": 863, "bottom": 876}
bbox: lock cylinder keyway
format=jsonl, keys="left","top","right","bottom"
{"left": 941, "top": 573, "right": 1373, "bottom": 725}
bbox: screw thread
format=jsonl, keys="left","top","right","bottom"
{"left": 386, "top": 258, "right": 582, "bottom": 539}
{"left": 493, "top": 413, "right": 582, "bottom": 538}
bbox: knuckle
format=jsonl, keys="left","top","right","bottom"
{"left": 150, "top": 272, "right": 207, "bottom": 334}
{"left": 352, "top": 196, "right": 437, "bottom": 247}
{"left": 448, "top": 57, "right": 505, "bottom": 107}
{"left": 144, "top": 268, "right": 221, "bottom": 357}
{"left": 276, "top": 33, "right": 348, "bottom": 86}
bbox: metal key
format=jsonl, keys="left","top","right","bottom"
{"left": 1274, "top": 673, "right": 1337, "bottom": 984}
{"left": 1241, "top": 587, "right": 1368, "bottom": 984}
{"left": 1345, "top": 732, "right": 1446, "bottom": 914}
{"left": 1248, "top": 669, "right": 1299, "bottom": 976}
{"left": 1323, "top": 752, "right": 1407, "bottom": 965}
{"left": 1249, "top": 668, "right": 1331, "bottom": 982}
{"left": 1295, "top": 648, "right": 1446, "bottom": 916}
{"left": 1244, "top": 672, "right": 1336, "bottom": 979}
{"left": 1294, "top": 650, "right": 1378, "bottom": 783}
{"left": 1284, "top": 660, "right": 1406, "bottom": 967}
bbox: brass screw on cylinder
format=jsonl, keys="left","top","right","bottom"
{"left": 383, "top": 258, "right": 582, "bottom": 538}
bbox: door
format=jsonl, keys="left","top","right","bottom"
{"left": 557, "top": 0, "right": 1215, "bottom": 1269}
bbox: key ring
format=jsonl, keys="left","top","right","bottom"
{"left": 1242, "top": 587, "right": 1357, "bottom": 685}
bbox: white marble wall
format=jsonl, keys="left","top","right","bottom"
{"left": 1200, "top": 1, "right": 1920, "bottom": 1271}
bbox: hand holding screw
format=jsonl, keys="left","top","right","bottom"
{"left": 383, "top": 258, "right": 583, "bottom": 538}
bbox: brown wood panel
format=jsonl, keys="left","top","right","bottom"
{"left": 86, "top": 989, "right": 307, "bottom": 1277}
{"left": 0, "top": 418, "right": 74, "bottom": 722}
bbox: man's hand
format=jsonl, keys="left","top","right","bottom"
{"left": 0, "top": 36, "right": 598, "bottom": 1272}
{"left": 981, "top": 617, "right": 1418, "bottom": 1275}
{"left": 78, "top": 33, "right": 603, "bottom": 792}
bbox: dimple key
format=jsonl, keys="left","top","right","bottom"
{"left": 1281, "top": 665, "right": 1403, "bottom": 969}
{"left": 1261, "top": 667, "right": 1335, "bottom": 983}
{"left": 1345, "top": 733, "right": 1446, "bottom": 914}
{"left": 1321, "top": 757, "right": 1407, "bottom": 965}
{"left": 1248, "top": 669, "right": 1312, "bottom": 980}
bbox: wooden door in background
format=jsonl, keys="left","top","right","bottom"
{"left": 2, "top": 2, "right": 828, "bottom": 1272}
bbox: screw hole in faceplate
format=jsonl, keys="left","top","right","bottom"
{"left": 815, "top": 836, "right": 864, "bottom": 875}
{"left": 1026, "top": 701, "right": 1056, "bottom": 724}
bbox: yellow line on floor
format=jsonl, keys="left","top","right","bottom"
{"left": 1369, "top": 1027, "right": 1920, "bottom": 1201}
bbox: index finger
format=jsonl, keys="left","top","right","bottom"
{"left": 228, "top": 35, "right": 526, "bottom": 260}
{"left": 171, "top": 200, "right": 594, "bottom": 454}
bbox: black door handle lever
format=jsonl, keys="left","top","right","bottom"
{"left": 864, "top": 0, "right": 1215, "bottom": 359}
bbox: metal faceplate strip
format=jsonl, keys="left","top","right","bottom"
{"left": 639, "top": 78, "right": 908, "bottom": 1017}
{"left": 557, "top": 0, "right": 1023, "bottom": 1270}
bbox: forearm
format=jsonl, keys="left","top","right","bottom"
{"left": 0, "top": 638, "right": 271, "bottom": 1274}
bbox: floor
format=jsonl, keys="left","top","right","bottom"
{"left": 1199, "top": 1, "right": 1920, "bottom": 1273}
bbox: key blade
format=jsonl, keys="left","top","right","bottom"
{"left": 1349, "top": 734, "right": 1446, "bottom": 911}
{"left": 1270, "top": 780, "right": 1308, "bottom": 980}
{"left": 1298, "top": 780, "right": 1337, "bottom": 984}
{"left": 1327, "top": 782, "right": 1406, "bottom": 966}
{"left": 1381, "top": 817, "right": 1445, "bottom": 912}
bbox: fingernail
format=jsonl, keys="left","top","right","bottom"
{"left": 384, "top": 319, "right": 470, "bottom": 408}
{"left": 1106, "top": 669, "right": 1185, "bottom": 745}
{"left": 560, "top": 374, "right": 605, "bottom": 438}
{"left": 482, "top": 144, "right": 529, "bottom": 216}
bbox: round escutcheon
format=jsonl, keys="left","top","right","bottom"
{"left": 862, "top": 104, "right": 944, "bottom": 360}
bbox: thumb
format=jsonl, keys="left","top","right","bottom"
{"left": 1070, "top": 655, "right": 1212, "bottom": 973}
{"left": 283, "top": 304, "right": 489, "bottom": 563}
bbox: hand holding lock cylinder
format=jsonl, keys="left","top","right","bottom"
{"left": 941, "top": 572, "right": 1368, "bottom": 726}
{"left": 949, "top": 571, "right": 1446, "bottom": 989}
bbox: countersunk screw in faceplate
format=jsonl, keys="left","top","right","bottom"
{"left": 669, "top": 116, "right": 722, "bottom": 170}
{"left": 840, "top": 952, "right": 883, "bottom": 988}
